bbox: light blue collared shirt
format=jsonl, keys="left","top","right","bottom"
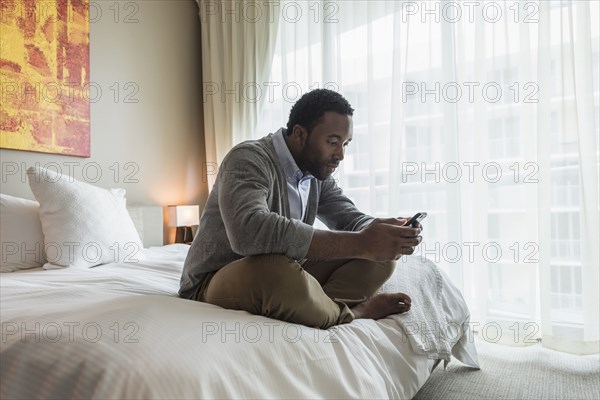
{"left": 272, "top": 128, "right": 314, "bottom": 221}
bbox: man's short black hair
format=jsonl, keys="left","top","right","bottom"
{"left": 286, "top": 88, "right": 354, "bottom": 134}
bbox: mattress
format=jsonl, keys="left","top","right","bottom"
{"left": 0, "top": 244, "right": 478, "bottom": 399}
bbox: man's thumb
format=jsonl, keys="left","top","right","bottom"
{"left": 381, "top": 217, "right": 407, "bottom": 226}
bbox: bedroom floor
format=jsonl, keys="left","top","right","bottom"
{"left": 413, "top": 338, "right": 600, "bottom": 400}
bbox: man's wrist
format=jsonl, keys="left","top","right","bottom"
{"left": 307, "top": 229, "right": 365, "bottom": 260}
{"left": 340, "top": 230, "right": 365, "bottom": 259}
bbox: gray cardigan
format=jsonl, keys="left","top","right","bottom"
{"left": 179, "top": 133, "right": 374, "bottom": 299}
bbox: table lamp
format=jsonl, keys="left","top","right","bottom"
{"left": 167, "top": 205, "right": 200, "bottom": 244}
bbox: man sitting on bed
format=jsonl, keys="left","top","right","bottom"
{"left": 180, "top": 89, "right": 422, "bottom": 329}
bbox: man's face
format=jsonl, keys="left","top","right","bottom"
{"left": 296, "top": 112, "right": 353, "bottom": 180}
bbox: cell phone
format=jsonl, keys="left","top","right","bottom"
{"left": 403, "top": 212, "right": 427, "bottom": 227}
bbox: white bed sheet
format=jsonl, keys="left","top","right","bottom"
{"left": 1, "top": 245, "right": 477, "bottom": 399}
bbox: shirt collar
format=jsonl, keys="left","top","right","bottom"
{"left": 272, "top": 128, "right": 314, "bottom": 184}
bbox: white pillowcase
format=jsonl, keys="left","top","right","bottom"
{"left": 27, "top": 166, "right": 143, "bottom": 269}
{"left": 0, "top": 194, "right": 47, "bottom": 272}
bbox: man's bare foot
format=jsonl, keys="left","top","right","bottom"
{"left": 351, "top": 292, "right": 412, "bottom": 320}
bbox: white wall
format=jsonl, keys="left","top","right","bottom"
{"left": 1, "top": 1, "right": 207, "bottom": 214}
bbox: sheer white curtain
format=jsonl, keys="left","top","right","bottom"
{"left": 197, "top": 0, "right": 280, "bottom": 186}
{"left": 256, "top": 0, "right": 599, "bottom": 354}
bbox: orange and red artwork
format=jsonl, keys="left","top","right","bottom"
{"left": 0, "top": 0, "right": 90, "bottom": 157}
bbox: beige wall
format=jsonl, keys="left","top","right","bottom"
{"left": 1, "top": 1, "right": 207, "bottom": 216}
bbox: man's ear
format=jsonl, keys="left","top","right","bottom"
{"left": 291, "top": 124, "right": 309, "bottom": 146}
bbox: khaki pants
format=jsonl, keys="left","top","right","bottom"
{"left": 196, "top": 255, "right": 395, "bottom": 329}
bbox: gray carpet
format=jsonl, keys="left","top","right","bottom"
{"left": 413, "top": 339, "right": 600, "bottom": 400}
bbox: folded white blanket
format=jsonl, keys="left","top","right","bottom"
{"left": 379, "top": 256, "right": 453, "bottom": 363}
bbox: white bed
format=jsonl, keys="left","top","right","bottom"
{"left": 1, "top": 244, "right": 479, "bottom": 399}
{"left": 1, "top": 170, "right": 478, "bottom": 399}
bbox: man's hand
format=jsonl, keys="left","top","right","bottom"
{"left": 306, "top": 217, "right": 423, "bottom": 261}
{"left": 358, "top": 218, "right": 422, "bottom": 261}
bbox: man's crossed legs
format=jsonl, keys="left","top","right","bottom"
{"left": 196, "top": 255, "right": 411, "bottom": 329}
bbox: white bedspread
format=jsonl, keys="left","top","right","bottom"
{"left": 381, "top": 256, "right": 477, "bottom": 366}
{"left": 0, "top": 245, "right": 478, "bottom": 399}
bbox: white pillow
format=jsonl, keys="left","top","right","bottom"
{"left": 0, "top": 194, "right": 47, "bottom": 272}
{"left": 26, "top": 166, "right": 143, "bottom": 269}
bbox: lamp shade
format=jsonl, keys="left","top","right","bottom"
{"left": 167, "top": 205, "right": 199, "bottom": 227}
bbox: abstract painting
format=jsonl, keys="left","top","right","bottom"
{"left": 0, "top": 0, "right": 90, "bottom": 157}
